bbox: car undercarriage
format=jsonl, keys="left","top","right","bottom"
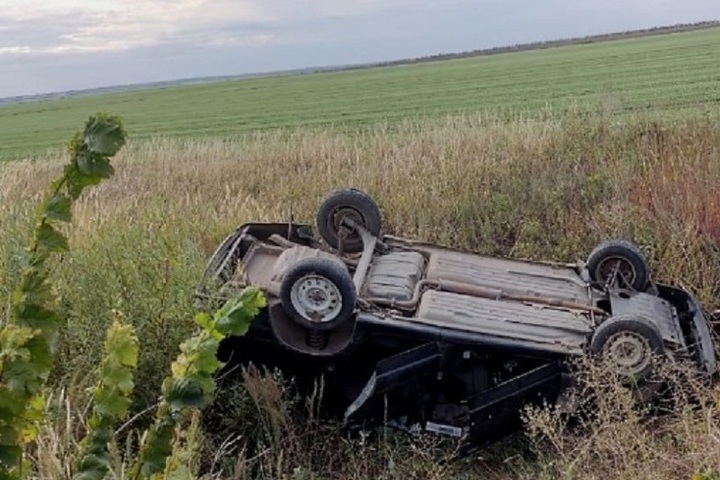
{"left": 197, "top": 189, "right": 718, "bottom": 444}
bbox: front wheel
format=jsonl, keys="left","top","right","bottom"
{"left": 280, "top": 257, "right": 357, "bottom": 331}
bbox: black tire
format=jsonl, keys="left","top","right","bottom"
{"left": 586, "top": 239, "right": 649, "bottom": 291}
{"left": 316, "top": 188, "right": 382, "bottom": 253}
{"left": 280, "top": 257, "right": 357, "bottom": 331}
{"left": 590, "top": 314, "right": 664, "bottom": 381}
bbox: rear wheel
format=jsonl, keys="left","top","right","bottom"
{"left": 280, "top": 257, "right": 357, "bottom": 331}
{"left": 587, "top": 239, "right": 649, "bottom": 291}
{"left": 316, "top": 188, "right": 382, "bottom": 253}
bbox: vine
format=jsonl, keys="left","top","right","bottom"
{"left": 0, "top": 113, "right": 127, "bottom": 478}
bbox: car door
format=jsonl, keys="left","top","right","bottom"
{"left": 343, "top": 342, "right": 443, "bottom": 428}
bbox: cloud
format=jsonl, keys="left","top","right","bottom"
{"left": 0, "top": 0, "right": 422, "bottom": 57}
{"left": 0, "top": 1, "right": 263, "bottom": 55}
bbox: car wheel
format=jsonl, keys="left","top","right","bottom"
{"left": 280, "top": 257, "right": 357, "bottom": 331}
{"left": 316, "top": 188, "right": 382, "bottom": 253}
{"left": 590, "top": 314, "right": 664, "bottom": 381}
{"left": 586, "top": 239, "right": 649, "bottom": 291}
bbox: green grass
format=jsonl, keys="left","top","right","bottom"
{"left": 2, "top": 27, "right": 720, "bottom": 160}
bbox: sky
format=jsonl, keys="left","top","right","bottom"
{"left": 0, "top": 0, "right": 717, "bottom": 98}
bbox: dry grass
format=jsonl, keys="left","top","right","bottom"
{"left": 520, "top": 357, "right": 720, "bottom": 480}
{"left": 2, "top": 111, "right": 720, "bottom": 478}
{"left": 200, "top": 366, "right": 469, "bottom": 480}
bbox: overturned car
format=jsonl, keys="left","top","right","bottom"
{"left": 196, "top": 188, "right": 718, "bottom": 444}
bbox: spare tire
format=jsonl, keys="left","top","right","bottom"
{"left": 586, "top": 239, "right": 649, "bottom": 291}
{"left": 280, "top": 257, "right": 357, "bottom": 331}
{"left": 316, "top": 188, "right": 382, "bottom": 253}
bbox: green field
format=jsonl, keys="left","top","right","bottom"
{"left": 1, "top": 27, "right": 719, "bottom": 159}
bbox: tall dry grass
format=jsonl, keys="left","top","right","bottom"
{"left": 1, "top": 111, "right": 720, "bottom": 478}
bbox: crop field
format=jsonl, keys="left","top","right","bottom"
{"left": 1, "top": 26, "right": 720, "bottom": 159}
{"left": 3, "top": 27, "right": 720, "bottom": 480}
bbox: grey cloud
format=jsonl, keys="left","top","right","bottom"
{"left": 0, "top": 11, "right": 100, "bottom": 50}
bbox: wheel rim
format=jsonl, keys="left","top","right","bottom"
{"left": 328, "top": 206, "right": 365, "bottom": 244}
{"left": 602, "top": 330, "right": 652, "bottom": 377}
{"left": 290, "top": 274, "right": 343, "bottom": 324}
{"left": 595, "top": 256, "right": 637, "bottom": 288}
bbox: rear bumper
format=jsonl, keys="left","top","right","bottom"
{"left": 685, "top": 292, "right": 717, "bottom": 375}
{"left": 658, "top": 283, "right": 717, "bottom": 375}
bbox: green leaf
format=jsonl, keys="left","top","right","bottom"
{"left": 0, "top": 325, "right": 36, "bottom": 353}
{"left": 18, "top": 266, "right": 50, "bottom": 294}
{"left": 76, "top": 152, "right": 114, "bottom": 179}
{"left": 0, "top": 390, "right": 26, "bottom": 417}
{"left": 43, "top": 193, "right": 72, "bottom": 222}
{"left": 106, "top": 323, "right": 139, "bottom": 368}
{"left": 12, "top": 303, "right": 60, "bottom": 331}
{"left": 35, "top": 223, "right": 69, "bottom": 252}
{"left": 93, "top": 391, "right": 131, "bottom": 419}
{"left": 17, "top": 395, "right": 45, "bottom": 443}
{"left": 72, "top": 427, "right": 114, "bottom": 480}
{"left": 24, "top": 336, "right": 55, "bottom": 374}
{"left": 99, "top": 364, "right": 134, "bottom": 394}
{"left": 214, "top": 287, "right": 266, "bottom": 337}
{"left": 194, "top": 313, "right": 216, "bottom": 335}
{"left": 136, "top": 418, "right": 175, "bottom": 477}
{"left": 0, "top": 427, "right": 17, "bottom": 446}
{"left": 82, "top": 114, "right": 127, "bottom": 156}
{"left": 165, "top": 378, "right": 206, "bottom": 411}
{"left": 0, "top": 468, "right": 18, "bottom": 480}
{"left": 72, "top": 452, "right": 110, "bottom": 480}
{"left": 194, "top": 339, "right": 221, "bottom": 373}
{"left": 165, "top": 463, "right": 193, "bottom": 480}
{"left": 0, "top": 445, "right": 21, "bottom": 470}
{"left": 1, "top": 359, "right": 35, "bottom": 392}
{"left": 64, "top": 164, "right": 102, "bottom": 200}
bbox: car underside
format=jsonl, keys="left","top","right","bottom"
{"left": 197, "top": 189, "right": 718, "bottom": 444}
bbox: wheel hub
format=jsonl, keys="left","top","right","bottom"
{"left": 597, "top": 256, "right": 637, "bottom": 288}
{"left": 603, "top": 330, "right": 652, "bottom": 377}
{"left": 290, "top": 274, "right": 342, "bottom": 323}
{"left": 332, "top": 207, "right": 364, "bottom": 240}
